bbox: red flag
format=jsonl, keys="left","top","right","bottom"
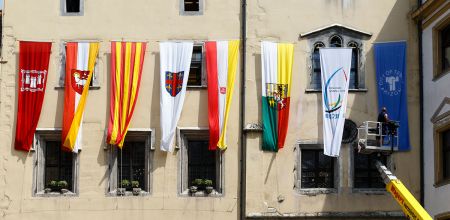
{"left": 14, "top": 41, "right": 52, "bottom": 151}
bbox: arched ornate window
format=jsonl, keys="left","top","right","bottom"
{"left": 348, "top": 41, "right": 359, "bottom": 89}
{"left": 329, "top": 35, "right": 343, "bottom": 48}
{"left": 311, "top": 42, "right": 325, "bottom": 89}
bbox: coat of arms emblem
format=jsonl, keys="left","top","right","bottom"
{"left": 71, "top": 69, "right": 90, "bottom": 94}
{"left": 266, "top": 83, "right": 288, "bottom": 110}
{"left": 165, "top": 71, "right": 184, "bottom": 97}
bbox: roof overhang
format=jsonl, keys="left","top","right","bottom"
{"left": 299, "top": 23, "right": 372, "bottom": 39}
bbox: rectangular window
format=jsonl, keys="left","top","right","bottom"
{"left": 353, "top": 150, "right": 386, "bottom": 189}
{"left": 433, "top": 14, "right": 450, "bottom": 79}
{"left": 301, "top": 149, "right": 334, "bottom": 188}
{"left": 59, "top": 43, "right": 100, "bottom": 88}
{"left": 180, "top": 0, "right": 203, "bottom": 15}
{"left": 442, "top": 129, "right": 450, "bottom": 180}
{"left": 108, "top": 130, "right": 153, "bottom": 196}
{"left": 44, "top": 141, "right": 74, "bottom": 191}
{"left": 66, "top": 0, "right": 80, "bottom": 13}
{"left": 187, "top": 45, "right": 206, "bottom": 87}
{"left": 184, "top": 0, "right": 199, "bottom": 12}
{"left": 178, "top": 129, "right": 223, "bottom": 196}
{"left": 61, "top": 0, "right": 84, "bottom": 16}
{"left": 441, "top": 25, "right": 450, "bottom": 74}
{"left": 33, "top": 130, "right": 79, "bottom": 196}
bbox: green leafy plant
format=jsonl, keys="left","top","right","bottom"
{"left": 192, "top": 178, "right": 203, "bottom": 186}
{"left": 120, "top": 179, "right": 131, "bottom": 188}
{"left": 49, "top": 180, "right": 58, "bottom": 189}
{"left": 57, "top": 180, "right": 68, "bottom": 189}
{"left": 131, "top": 180, "right": 139, "bottom": 188}
{"left": 203, "top": 179, "right": 213, "bottom": 187}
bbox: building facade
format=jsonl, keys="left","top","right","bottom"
{"left": 0, "top": 0, "right": 422, "bottom": 219}
{"left": 413, "top": 0, "right": 450, "bottom": 219}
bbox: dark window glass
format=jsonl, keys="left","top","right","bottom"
{"left": 329, "top": 35, "right": 342, "bottom": 48}
{"left": 66, "top": 0, "right": 80, "bottom": 13}
{"left": 184, "top": 0, "right": 199, "bottom": 12}
{"left": 301, "top": 149, "right": 334, "bottom": 188}
{"left": 441, "top": 25, "right": 450, "bottom": 71}
{"left": 187, "top": 140, "right": 216, "bottom": 187}
{"left": 44, "top": 141, "right": 73, "bottom": 190}
{"left": 442, "top": 129, "right": 450, "bottom": 179}
{"left": 348, "top": 42, "right": 359, "bottom": 89}
{"left": 117, "top": 141, "right": 146, "bottom": 191}
{"left": 311, "top": 42, "right": 324, "bottom": 90}
{"left": 354, "top": 150, "right": 386, "bottom": 188}
{"left": 188, "top": 46, "right": 203, "bottom": 86}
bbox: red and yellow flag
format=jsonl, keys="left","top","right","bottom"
{"left": 62, "top": 42, "right": 99, "bottom": 152}
{"left": 107, "top": 42, "right": 147, "bottom": 147}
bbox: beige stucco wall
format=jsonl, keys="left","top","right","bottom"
{"left": 0, "top": 0, "right": 421, "bottom": 219}
{"left": 244, "top": 0, "right": 421, "bottom": 217}
{"left": 0, "top": 0, "right": 240, "bottom": 219}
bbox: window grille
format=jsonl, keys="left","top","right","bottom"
{"left": 353, "top": 150, "right": 386, "bottom": 189}
{"left": 184, "top": 0, "right": 199, "bottom": 12}
{"left": 301, "top": 149, "right": 334, "bottom": 188}
{"left": 44, "top": 141, "right": 74, "bottom": 191}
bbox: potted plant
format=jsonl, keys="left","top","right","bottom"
{"left": 58, "top": 180, "right": 69, "bottom": 194}
{"left": 189, "top": 178, "right": 203, "bottom": 194}
{"left": 131, "top": 180, "right": 141, "bottom": 196}
{"left": 118, "top": 179, "right": 130, "bottom": 196}
{"left": 192, "top": 178, "right": 204, "bottom": 190}
{"left": 46, "top": 180, "right": 57, "bottom": 193}
{"left": 204, "top": 179, "right": 214, "bottom": 194}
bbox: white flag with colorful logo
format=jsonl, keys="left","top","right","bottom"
{"left": 160, "top": 42, "right": 193, "bottom": 152}
{"left": 320, "top": 48, "right": 352, "bottom": 157}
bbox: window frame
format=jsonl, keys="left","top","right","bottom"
{"left": 177, "top": 127, "right": 224, "bottom": 197}
{"left": 432, "top": 13, "right": 450, "bottom": 80}
{"left": 187, "top": 43, "right": 207, "bottom": 88}
{"left": 57, "top": 41, "right": 101, "bottom": 89}
{"left": 434, "top": 121, "right": 450, "bottom": 187}
{"left": 60, "top": 0, "right": 84, "bottom": 16}
{"left": 306, "top": 33, "right": 366, "bottom": 92}
{"left": 296, "top": 142, "right": 339, "bottom": 195}
{"left": 107, "top": 129, "right": 154, "bottom": 196}
{"left": 179, "top": 0, "right": 204, "bottom": 16}
{"left": 32, "top": 128, "right": 79, "bottom": 197}
{"left": 350, "top": 148, "right": 391, "bottom": 193}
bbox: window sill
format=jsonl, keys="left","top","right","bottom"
{"left": 34, "top": 191, "right": 77, "bottom": 197}
{"left": 179, "top": 189, "right": 223, "bottom": 197}
{"left": 434, "top": 178, "right": 450, "bottom": 188}
{"left": 107, "top": 189, "right": 150, "bottom": 197}
{"left": 187, "top": 85, "right": 207, "bottom": 90}
{"left": 433, "top": 69, "right": 450, "bottom": 81}
{"left": 305, "top": 89, "right": 368, "bottom": 93}
{"left": 352, "top": 188, "right": 387, "bottom": 195}
{"left": 297, "top": 188, "right": 337, "bottom": 196}
{"left": 54, "top": 85, "right": 101, "bottom": 90}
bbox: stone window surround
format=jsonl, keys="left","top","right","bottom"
{"left": 55, "top": 41, "right": 102, "bottom": 90}
{"left": 60, "top": 0, "right": 84, "bottom": 16}
{"left": 433, "top": 113, "right": 450, "bottom": 187}
{"left": 106, "top": 128, "right": 155, "bottom": 196}
{"left": 179, "top": 0, "right": 204, "bottom": 16}
{"left": 295, "top": 141, "right": 340, "bottom": 195}
{"left": 432, "top": 13, "right": 450, "bottom": 81}
{"left": 176, "top": 127, "right": 224, "bottom": 197}
{"left": 304, "top": 30, "right": 368, "bottom": 92}
{"left": 32, "top": 128, "right": 79, "bottom": 197}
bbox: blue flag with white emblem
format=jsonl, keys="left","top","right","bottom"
{"left": 374, "top": 41, "right": 410, "bottom": 151}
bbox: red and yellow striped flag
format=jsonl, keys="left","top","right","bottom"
{"left": 62, "top": 42, "right": 99, "bottom": 152}
{"left": 107, "top": 42, "right": 147, "bottom": 147}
